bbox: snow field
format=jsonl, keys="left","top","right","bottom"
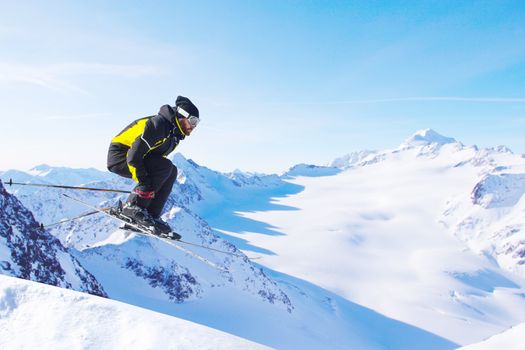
{"left": 0, "top": 274, "right": 270, "bottom": 350}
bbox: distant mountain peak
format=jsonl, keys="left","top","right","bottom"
{"left": 330, "top": 150, "right": 377, "bottom": 169}
{"left": 283, "top": 163, "right": 341, "bottom": 178}
{"left": 30, "top": 164, "right": 52, "bottom": 171}
{"left": 402, "top": 128, "right": 457, "bottom": 148}
{"left": 28, "top": 164, "right": 54, "bottom": 176}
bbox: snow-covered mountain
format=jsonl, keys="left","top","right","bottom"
{"left": 329, "top": 149, "right": 378, "bottom": 169}
{"left": 0, "top": 164, "right": 115, "bottom": 188}
{"left": 1, "top": 154, "right": 457, "bottom": 349}
{"left": 212, "top": 128, "right": 525, "bottom": 346}
{"left": 3, "top": 128, "right": 525, "bottom": 348}
{"left": 0, "top": 274, "right": 270, "bottom": 350}
{"left": 401, "top": 128, "right": 457, "bottom": 148}
{"left": 283, "top": 163, "right": 341, "bottom": 177}
{"left": 0, "top": 178, "right": 105, "bottom": 297}
{"left": 0, "top": 165, "right": 129, "bottom": 228}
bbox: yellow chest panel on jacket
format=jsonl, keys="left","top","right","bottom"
{"left": 111, "top": 118, "right": 149, "bottom": 147}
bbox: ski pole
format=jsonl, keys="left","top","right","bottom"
{"left": 43, "top": 207, "right": 112, "bottom": 229}
{"left": 5, "top": 178, "right": 130, "bottom": 194}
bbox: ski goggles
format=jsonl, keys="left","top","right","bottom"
{"left": 177, "top": 107, "right": 200, "bottom": 128}
{"left": 187, "top": 115, "right": 200, "bottom": 128}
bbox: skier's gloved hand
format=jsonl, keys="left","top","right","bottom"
{"left": 133, "top": 184, "right": 155, "bottom": 199}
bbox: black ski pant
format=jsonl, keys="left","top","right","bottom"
{"left": 107, "top": 155, "right": 177, "bottom": 218}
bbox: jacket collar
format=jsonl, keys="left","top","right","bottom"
{"left": 158, "top": 104, "right": 186, "bottom": 140}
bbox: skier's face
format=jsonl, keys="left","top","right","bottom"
{"left": 178, "top": 117, "right": 195, "bottom": 136}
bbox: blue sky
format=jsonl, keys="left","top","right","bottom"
{"left": 1, "top": 1, "right": 525, "bottom": 173}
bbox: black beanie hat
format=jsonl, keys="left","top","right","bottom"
{"left": 175, "top": 96, "right": 199, "bottom": 119}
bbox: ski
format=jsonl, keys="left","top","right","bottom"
{"left": 170, "top": 238, "right": 245, "bottom": 258}
{"left": 108, "top": 201, "right": 243, "bottom": 257}
{"left": 62, "top": 194, "right": 227, "bottom": 271}
{"left": 150, "top": 238, "right": 227, "bottom": 272}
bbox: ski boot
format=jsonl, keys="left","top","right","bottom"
{"left": 151, "top": 217, "right": 170, "bottom": 233}
{"left": 119, "top": 202, "right": 157, "bottom": 230}
{"left": 152, "top": 217, "right": 181, "bottom": 240}
{"left": 111, "top": 201, "right": 181, "bottom": 240}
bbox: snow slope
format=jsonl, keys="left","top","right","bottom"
{"left": 202, "top": 129, "right": 525, "bottom": 346}
{"left": 0, "top": 274, "right": 270, "bottom": 350}
{"left": 458, "top": 322, "right": 525, "bottom": 350}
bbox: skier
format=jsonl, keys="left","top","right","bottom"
{"left": 107, "top": 96, "right": 200, "bottom": 238}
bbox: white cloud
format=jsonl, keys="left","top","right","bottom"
{"left": 36, "top": 112, "right": 115, "bottom": 121}
{"left": 49, "top": 62, "right": 162, "bottom": 78}
{"left": 0, "top": 62, "right": 86, "bottom": 93}
{"left": 323, "top": 97, "right": 525, "bottom": 104}
{"left": 213, "top": 96, "right": 525, "bottom": 108}
{"left": 0, "top": 62, "right": 161, "bottom": 93}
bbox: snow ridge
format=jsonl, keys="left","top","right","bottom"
{"left": 402, "top": 128, "right": 457, "bottom": 147}
{"left": 283, "top": 163, "right": 341, "bottom": 177}
{"left": 0, "top": 274, "right": 270, "bottom": 350}
{"left": 471, "top": 173, "right": 525, "bottom": 208}
{"left": 330, "top": 150, "right": 377, "bottom": 169}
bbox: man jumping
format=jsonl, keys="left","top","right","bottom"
{"left": 107, "top": 96, "right": 200, "bottom": 239}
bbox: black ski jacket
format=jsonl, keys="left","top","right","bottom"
{"left": 107, "top": 105, "right": 186, "bottom": 186}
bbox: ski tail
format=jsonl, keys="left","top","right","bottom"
{"left": 158, "top": 239, "right": 228, "bottom": 272}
